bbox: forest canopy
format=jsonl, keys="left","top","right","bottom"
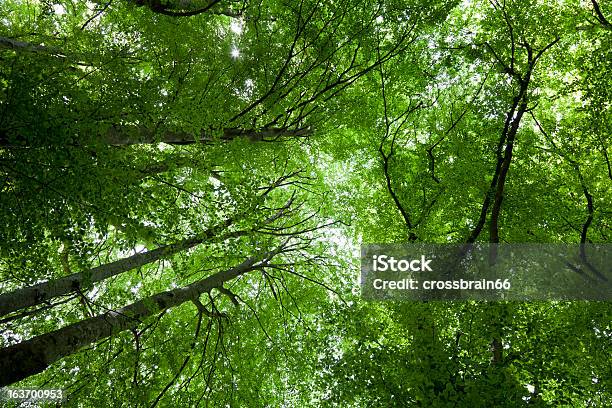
{"left": 0, "top": 0, "right": 611, "bottom": 406}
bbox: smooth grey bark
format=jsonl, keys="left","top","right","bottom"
{"left": 0, "top": 238, "right": 198, "bottom": 318}
{"left": 0, "top": 197, "right": 291, "bottom": 318}
{"left": 0, "top": 248, "right": 279, "bottom": 386}
{"left": 0, "top": 219, "right": 234, "bottom": 318}
{"left": 0, "top": 36, "right": 64, "bottom": 55}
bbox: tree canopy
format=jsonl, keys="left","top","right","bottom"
{"left": 0, "top": 0, "right": 610, "bottom": 406}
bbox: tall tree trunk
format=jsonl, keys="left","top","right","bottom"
{"left": 128, "top": 0, "right": 240, "bottom": 17}
{"left": 0, "top": 36, "right": 62, "bottom": 54}
{"left": 0, "top": 219, "right": 235, "bottom": 318}
{"left": 0, "top": 126, "right": 312, "bottom": 147}
{"left": 0, "top": 188, "right": 291, "bottom": 318}
{"left": 489, "top": 79, "right": 530, "bottom": 244}
{"left": 0, "top": 247, "right": 280, "bottom": 386}
{"left": 102, "top": 125, "right": 312, "bottom": 145}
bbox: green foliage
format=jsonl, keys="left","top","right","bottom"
{"left": 0, "top": 0, "right": 610, "bottom": 406}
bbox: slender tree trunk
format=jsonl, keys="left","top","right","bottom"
{"left": 0, "top": 219, "right": 234, "bottom": 318}
{"left": 489, "top": 79, "right": 530, "bottom": 244}
{"left": 0, "top": 248, "right": 278, "bottom": 386}
{"left": 0, "top": 126, "right": 312, "bottom": 147}
{"left": 467, "top": 35, "right": 558, "bottom": 244}
{"left": 591, "top": 0, "right": 612, "bottom": 29}
{"left": 102, "top": 125, "right": 312, "bottom": 145}
{"left": 468, "top": 34, "right": 558, "bottom": 368}
{"left": 0, "top": 189, "right": 290, "bottom": 318}
{"left": 0, "top": 36, "right": 63, "bottom": 55}
{"left": 127, "top": 0, "right": 241, "bottom": 17}
{"left": 0, "top": 238, "right": 196, "bottom": 318}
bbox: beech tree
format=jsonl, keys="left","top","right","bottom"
{"left": 1, "top": 0, "right": 610, "bottom": 406}
{"left": 308, "top": 0, "right": 611, "bottom": 406}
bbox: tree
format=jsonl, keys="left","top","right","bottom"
{"left": 1, "top": 0, "right": 453, "bottom": 403}
{"left": 303, "top": 0, "right": 611, "bottom": 406}
{"left": 1, "top": 0, "right": 610, "bottom": 406}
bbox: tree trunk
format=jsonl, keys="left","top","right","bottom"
{"left": 0, "top": 238, "right": 199, "bottom": 318}
{"left": 0, "top": 218, "right": 236, "bottom": 318}
{"left": 128, "top": 0, "right": 240, "bottom": 17}
{"left": 0, "top": 126, "right": 312, "bottom": 147}
{"left": 489, "top": 80, "right": 530, "bottom": 244}
{"left": 102, "top": 125, "right": 312, "bottom": 145}
{"left": 0, "top": 36, "right": 62, "bottom": 55}
{"left": 0, "top": 248, "right": 276, "bottom": 386}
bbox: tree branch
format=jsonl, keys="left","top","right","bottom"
{"left": 591, "top": 0, "right": 612, "bottom": 29}
{"left": 129, "top": 0, "right": 240, "bottom": 18}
